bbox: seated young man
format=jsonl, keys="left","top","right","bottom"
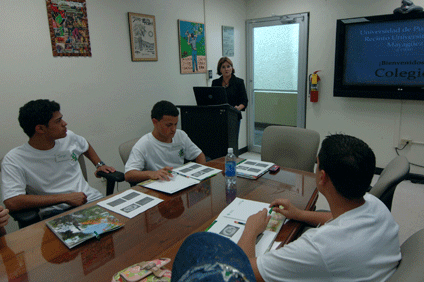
{"left": 1, "top": 99, "right": 116, "bottom": 219}
{"left": 238, "top": 134, "right": 401, "bottom": 282}
{"left": 124, "top": 100, "right": 206, "bottom": 183}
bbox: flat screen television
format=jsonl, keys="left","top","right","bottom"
{"left": 333, "top": 13, "right": 424, "bottom": 100}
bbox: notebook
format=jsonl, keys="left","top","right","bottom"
{"left": 206, "top": 197, "right": 286, "bottom": 256}
{"left": 193, "top": 86, "right": 228, "bottom": 106}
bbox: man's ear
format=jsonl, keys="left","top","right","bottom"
{"left": 34, "top": 124, "right": 47, "bottom": 134}
{"left": 152, "top": 118, "right": 159, "bottom": 126}
{"left": 317, "top": 169, "right": 330, "bottom": 186}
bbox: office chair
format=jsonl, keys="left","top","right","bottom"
{"left": 119, "top": 137, "right": 139, "bottom": 165}
{"left": 119, "top": 137, "right": 140, "bottom": 187}
{"left": 386, "top": 228, "right": 424, "bottom": 282}
{"left": 2, "top": 155, "right": 124, "bottom": 229}
{"left": 369, "top": 156, "right": 410, "bottom": 211}
{"left": 261, "top": 125, "right": 320, "bottom": 172}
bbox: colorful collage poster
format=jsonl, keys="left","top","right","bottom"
{"left": 46, "top": 0, "right": 92, "bottom": 56}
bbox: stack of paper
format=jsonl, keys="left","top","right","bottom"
{"left": 236, "top": 159, "right": 274, "bottom": 179}
{"left": 97, "top": 189, "right": 163, "bottom": 218}
{"left": 139, "top": 162, "right": 222, "bottom": 194}
{"left": 173, "top": 162, "right": 222, "bottom": 181}
{"left": 206, "top": 197, "right": 286, "bottom": 256}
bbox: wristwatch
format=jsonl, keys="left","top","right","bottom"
{"left": 95, "top": 161, "right": 105, "bottom": 169}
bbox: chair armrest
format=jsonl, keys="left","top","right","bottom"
{"left": 10, "top": 208, "right": 41, "bottom": 229}
{"left": 97, "top": 170, "right": 125, "bottom": 195}
{"left": 97, "top": 170, "right": 125, "bottom": 182}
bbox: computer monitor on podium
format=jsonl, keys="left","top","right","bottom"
{"left": 193, "top": 86, "right": 228, "bottom": 106}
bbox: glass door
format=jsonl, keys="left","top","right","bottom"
{"left": 246, "top": 13, "right": 309, "bottom": 153}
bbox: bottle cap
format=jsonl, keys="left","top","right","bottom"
{"left": 228, "top": 148, "right": 233, "bottom": 154}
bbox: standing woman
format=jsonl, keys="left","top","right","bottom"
{"left": 212, "top": 57, "right": 248, "bottom": 139}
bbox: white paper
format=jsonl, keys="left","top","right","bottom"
{"left": 173, "top": 162, "right": 222, "bottom": 181}
{"left": 97, "top": 189, "right": 163, "bottom": 218}
{"left": 236, "top": 159, "right": 274, "bottom": 179}
{"left": 139, "top": 173, "right": 200, "bottom": 194}
{"left": 207, "top": 197, "right": 286, "bottom": 255}
{"left": 220, "top": 197, "right": 271, "bottom": 221}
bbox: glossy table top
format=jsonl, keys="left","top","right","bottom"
{"left": 0, "top": 157, "right": 317, "bottom": 282}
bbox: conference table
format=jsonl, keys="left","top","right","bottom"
{"left": 0, "top": 157, "right": 318, "bottom": 282}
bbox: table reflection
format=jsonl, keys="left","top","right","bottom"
{"left": 1, "top": 236, "right": 28, "bottom": 281}
{"left": 0, "top": 158, "right": 317, "bottom": 282}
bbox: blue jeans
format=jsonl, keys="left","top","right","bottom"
{"left": 192, "top": 50, "right": 198, "bottom": 71}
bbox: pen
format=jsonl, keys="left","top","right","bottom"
{"left": 269, "top": 205, "right": 284, "bottom": 214}
{"left": 94, "top": 231, "right": 100, "bottom": 240}
{"left": 205, "top": 220, "right": 217, "bottom": 231}
{"left": 234, "top": 221, "right": 246, "bottom": 225}
{"left": 256, "top": 232, "right": 264, "bottom": 244}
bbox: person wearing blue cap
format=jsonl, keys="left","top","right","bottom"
{"left": 171, "top": 232, "right": 256, "bottom": 282}
{"left": 237, "top": 134, "right": 401, "bottom": 282}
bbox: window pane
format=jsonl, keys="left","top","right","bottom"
{"left": 253, "top": 24, "right": 299, "bottom": 91}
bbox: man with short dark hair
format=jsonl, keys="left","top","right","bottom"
{"left": 238, "top": 134, "right": 401, "bottom": 282}
{"left": 124, "top": 100, "right": 206, "bottom": 183}
{"left": 1, "top": 99, "right": 115, "bottom": 219}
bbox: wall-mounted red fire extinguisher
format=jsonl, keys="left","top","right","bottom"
{"left": 309, "top": 70, "right": 321, "bottom": 103}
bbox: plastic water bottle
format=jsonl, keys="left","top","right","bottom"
{"left": 225, "top": 148, "right": 237, "bottom": 203}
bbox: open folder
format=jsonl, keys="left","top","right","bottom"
{"left": 206, "top": 197, "right": 286, "bottom": 256}
{"left": 139, "top": 162, "right": 222, "bottom": 194}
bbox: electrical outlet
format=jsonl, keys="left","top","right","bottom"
{"left": 400, "top": 138, "right": 412, "bottom": 147}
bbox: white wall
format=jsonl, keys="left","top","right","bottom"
{"left": 247, "top": 0, "right": 424, "bottom": 175}
{"left": 205, "top": 0, "right": 248, "bottom": 144}
{"left": 2, "top": 0, "right": 424, "bottom": 198}
{"left": 0, "top": 0, "right": 248, "bottom": 195}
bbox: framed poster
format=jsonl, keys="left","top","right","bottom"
{"left": 222, "top": 26, "right": 234, "bottom": 57}
{"left": 45, "top": 0, "right": 92, "bottom": 57}
{"left": 128, "top": 13, "right": 158, "bottom": 61}
{"left": 178, "top": 20, "right": 206, "bottom": 74}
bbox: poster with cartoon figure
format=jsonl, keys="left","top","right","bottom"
{"left": 178, "top": 20, "right": 207, "bottom": 74}
{"left": 46, "top": 0, "right": 91, "bottom": 57}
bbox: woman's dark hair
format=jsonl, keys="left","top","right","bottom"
{"left": 216, "top": 56, "right": 235, "bottom": 75}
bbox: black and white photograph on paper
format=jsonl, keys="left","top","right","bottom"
{"left": 128, "top": 12, "right": 158, "bottom": 61}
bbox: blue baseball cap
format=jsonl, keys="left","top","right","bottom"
{"left": 171, "top": 232, "right": 256, "bottom": 282}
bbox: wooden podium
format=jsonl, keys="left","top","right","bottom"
{"left": 178, "top": 104, "right": 239, "bottom": 159}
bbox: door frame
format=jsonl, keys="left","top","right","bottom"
{"left": 245, "top": 13, "right": 309, "bottom": 153}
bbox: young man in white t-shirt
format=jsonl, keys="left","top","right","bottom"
{"left": 1, "top": 99, "right": 116, "bottom": 219}
{"left": 124, "top": 100, "right": 206, "bottom": 183}
{"left": 238, "top": 134, "right": 401, "bottom": 282}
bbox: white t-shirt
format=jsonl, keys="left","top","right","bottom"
{"left": 1, "top": 130, "right": 103, "bottom": 217}
{"left": 125, "top": 130, "right": 202, "bottom": 173}
{"left": 257, "top": 193, "right": 401, "bottom": 282}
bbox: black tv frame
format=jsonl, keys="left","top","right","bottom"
{"left": 333, "top": 12, "right": 424, "bottom": 100}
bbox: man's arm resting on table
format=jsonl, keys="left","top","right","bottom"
{"left": 0, "top": 206, "right": 9, "bottom": 236}
{"left": 83, "top": 143, "right": 116, "bottom": 177}
{"left": 3, "top": 192, "right": 87, "bottom": 213}
{"left": 125, "top": 167, "right": 173, "bottom": 183}
{"left": 270, "top": 198, "right": 332, "bottom": 227}
{"left": 195, "top": 152, "right": 206, "bottom": 164}
{"left": 237, "top": 209, "right": 270, "bottom": 282}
